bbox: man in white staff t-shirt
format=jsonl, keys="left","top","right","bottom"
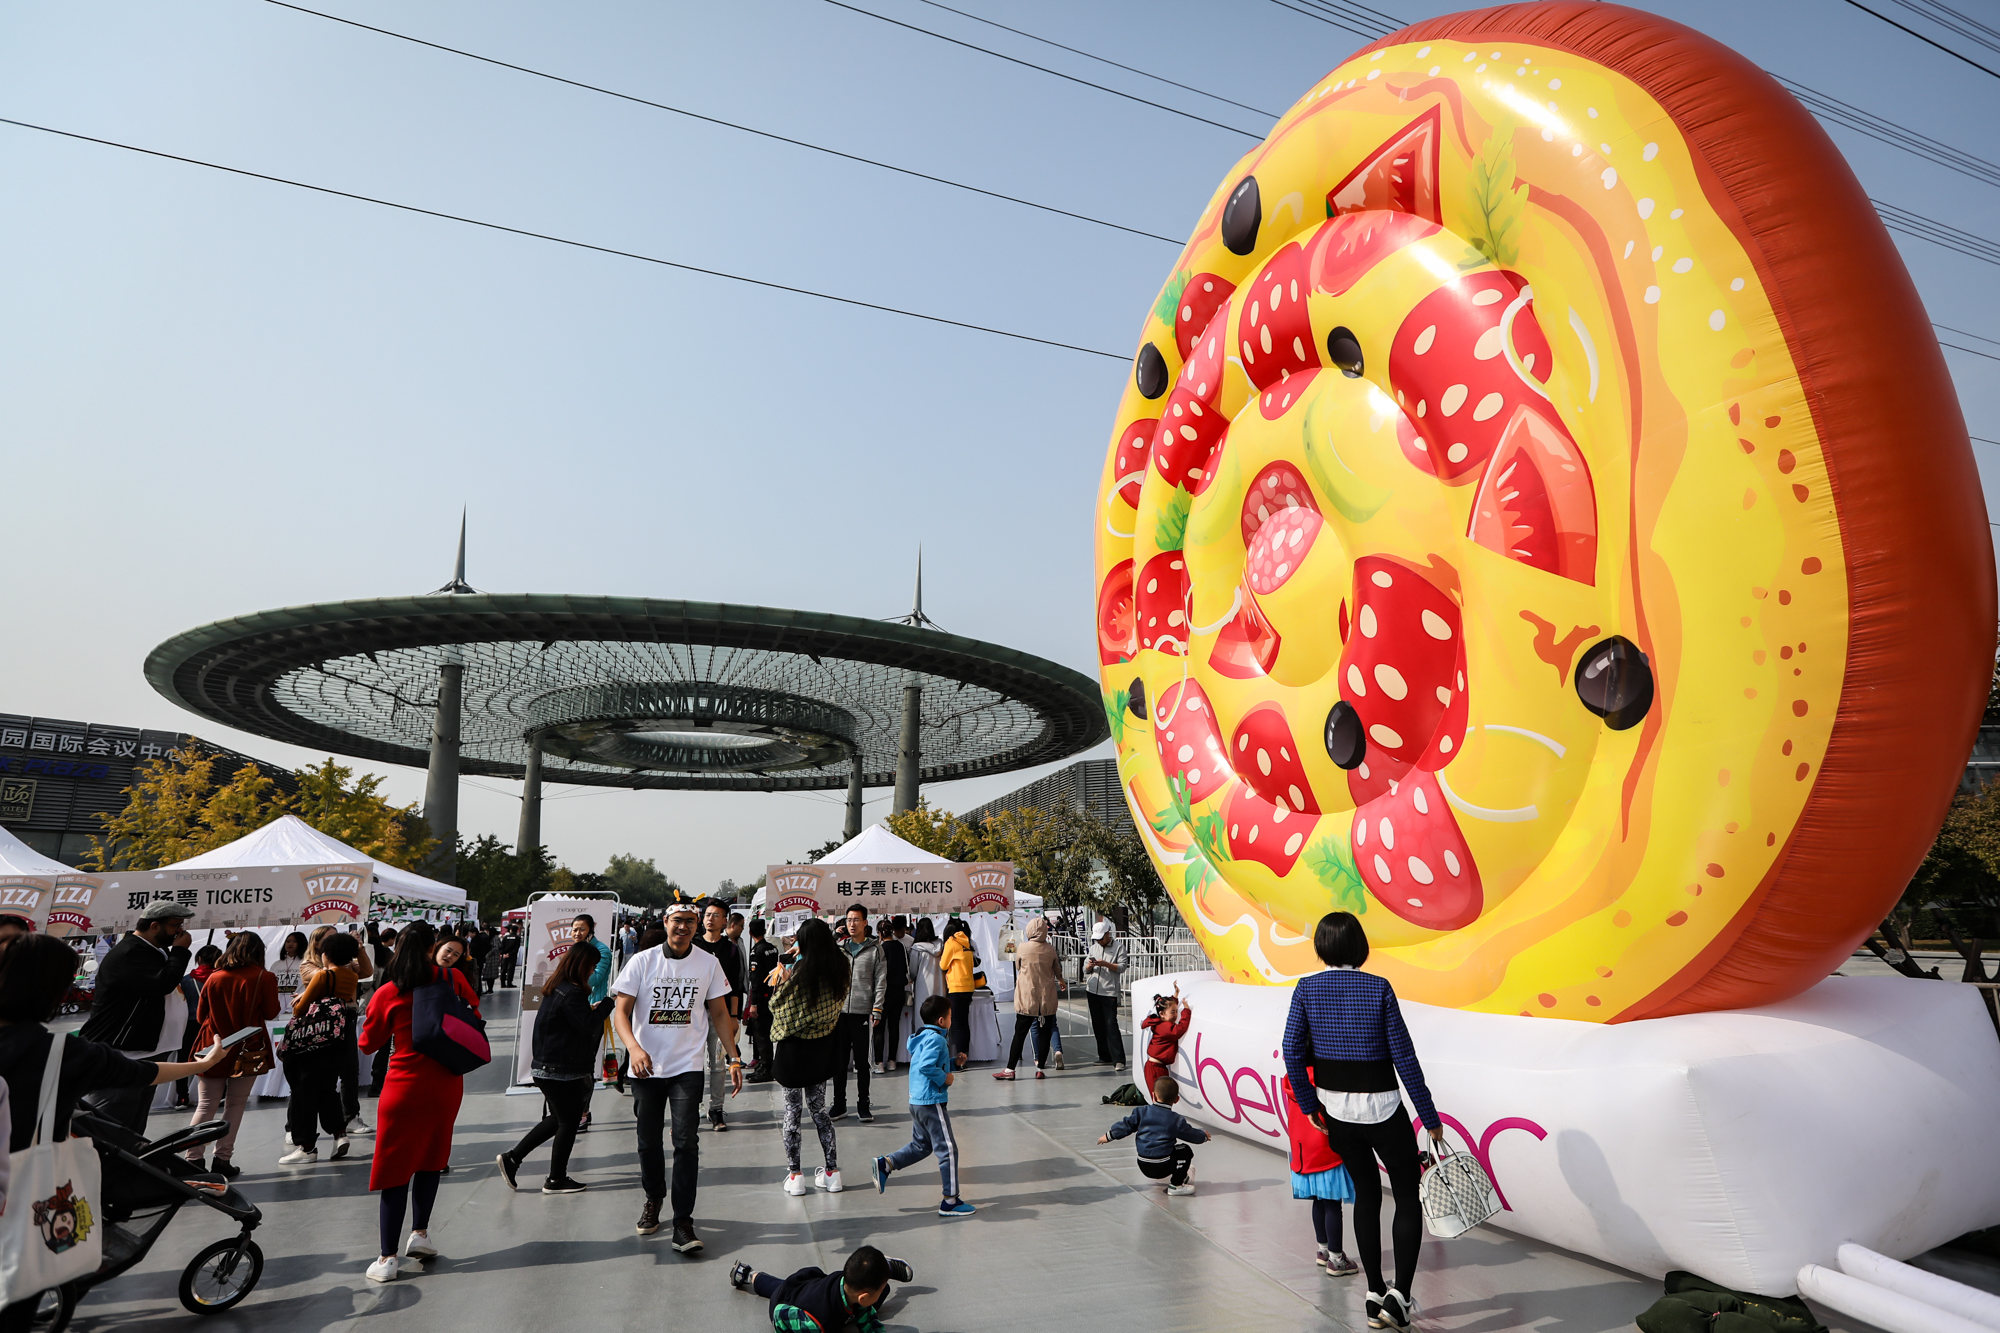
{"left": 612, "top": 900, "right": 741, "bottom": 1253}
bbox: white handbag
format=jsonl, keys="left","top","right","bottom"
{"left": 0, "top": 1034, "right": 104, "bottom": 1301}
{"left": 1418, "top": 1139, "right": 1501, "bottom": 1239}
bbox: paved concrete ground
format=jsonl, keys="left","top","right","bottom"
{"left": 62, "top": 990, "right": 1918, "bottom": 1333}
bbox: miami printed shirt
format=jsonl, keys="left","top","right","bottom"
{"left": 612, "top": 944, "right": 730, "bottom": 1078}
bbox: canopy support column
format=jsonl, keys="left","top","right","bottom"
{"left": 423, "top": 655, "right": 463, "bottom": 884}
{"left": 845, "top": 748, "right": 865, "bottom": 841}
{"left": 893, "top": 684, "right": 921, "bottom": 815}
{"left": 517, "top": 735, "right": 543, "bottom": 856}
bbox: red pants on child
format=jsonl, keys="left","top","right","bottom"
{"left": 1144, "top": 1059, "right": 1170, "bottom": 1097}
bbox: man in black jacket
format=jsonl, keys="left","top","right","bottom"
{"left": 78, "top": 898, "right": 195, "bottom": 1131}
{"left": 743, "top": 918, "right": 779, "bottom": 1082}
{"left": 874, "top": 917, "right": 909, "bottom": 1074}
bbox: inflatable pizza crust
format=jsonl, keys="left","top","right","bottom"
{"left": 1094, "top": 2, "right": 1993, "bottom": 1021}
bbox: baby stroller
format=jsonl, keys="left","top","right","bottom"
{"left": 14, "top": 1112, "right": 265, "bottom": 1331}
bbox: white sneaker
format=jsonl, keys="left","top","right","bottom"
{"left": 346, "top": 1116, "right": 372, "bottom": 1136}
{"left": 278, "top": 1146, "right": 317, "bottom": 1165}
{"left": 1166, "top": 1182, "right": 1196, "bottom": 1196}
{"left": 365, "top": 1256, "right": 400, "bottom": 1283}
{"left": 816, "top": 1168, "right": 844, "bottom": 1193}
{"left": 403, "top": 1231, "right": 438, "bottom": 1260}
{"left": 784, "top": 1172, "right": 809, "bottom": 1196}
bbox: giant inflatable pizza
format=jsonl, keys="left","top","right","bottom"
{"left": 1095, "top": 2, "right": 1993, "bottom": 1020}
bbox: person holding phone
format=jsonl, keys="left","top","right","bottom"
{"left": 185, "top": 931, "right": 280, "bottom": 1177}
{"left": 77, "top": 899, "right": 196, "bottom": 1133}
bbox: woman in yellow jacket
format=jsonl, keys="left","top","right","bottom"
{"left": 939, "top": 922, "right": 977, "bottom": 1068}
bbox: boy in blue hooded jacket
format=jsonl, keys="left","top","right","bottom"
{"left": 870, "top": 997, "right": 974, "bottom": 1217}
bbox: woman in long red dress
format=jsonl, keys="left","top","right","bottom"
{"left": 359, "top": 921, "right": 480, "bottom": 1283}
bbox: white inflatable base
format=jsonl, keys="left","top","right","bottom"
{"left": 1136, "top": 973, "right": 2000, "bottom": 1295}
{"left": 1829, "top": 1243, "right": 2000, "bottom": 1329}
{"left": 1798, "top": 1264, "right": 1999, "bottom": 1333}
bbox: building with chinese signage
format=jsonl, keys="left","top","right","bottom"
{"left": 0, "top": 713, "right": 293, "bottom": 866}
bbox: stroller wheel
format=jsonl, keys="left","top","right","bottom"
{"left": 24, "top": 1284, "right": 76, "bottom": 1333}
{"left": 179, "top": 1237, "right": 264, "bottom": 1314}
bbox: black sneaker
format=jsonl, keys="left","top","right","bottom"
{"left": 671, "top": 1221, "right": 703, "bottom": 1254}
{"left": 729, "top": 1261, "right": 754, "bottom": 1291}
{"left": 212, "top": 1159, "right": 241, "bottom": 1180}
{"left": 828, "top": 1107, "right": 848, "bottom": 1121}
{"left": 710, "top": 1110, "right": 728, "bottom": 1133}
{"left": 857, "top": 1109, "right": 874, "bottom": 1124}
{"left": 886, "top": 1257, "right": 914, "bottom": 1283}
{"left": 542, "top": 1176, "right": 587, "bottom": 1195}
{"left": 496, "top": 1153, "right": 519, "bottom": 1191}
{"left": 636, "top": 1198, "right": 662, "bottom": 1236}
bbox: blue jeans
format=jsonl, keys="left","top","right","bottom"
{"left": 886, "top": 1102, "right": 958, "bottom": 1199}
{"left": 631, "top": 1071, "right": 703, "bottom": 1222}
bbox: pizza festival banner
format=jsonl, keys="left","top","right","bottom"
{"left": 762, "top": 862, "right": 1015, "bottom": 919}
{"left": 94, "top": 863, "right": 372, "bottom": 934}
{"left": 0, "top": 874, "right": 107, "bottom": 937}
{"left": 512, "top": 896, "right": 606, "bottom": 1087}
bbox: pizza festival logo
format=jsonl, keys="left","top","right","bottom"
{"left": 771, "top": 872, "right": 822, "bottom": 915}
{"left": 301, "top": 869, "right": 364, "bottom": 922}
{"left": 32, "top": 1181, "right": 93, "bottom": 1253}
{"left": 543, "top": 917, "right": 580, "bottom": 966}
{"left": 1175, "top": 1028, "right": 1545, "bottom": 1211}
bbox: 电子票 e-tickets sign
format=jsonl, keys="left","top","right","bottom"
{"left": 762, "top": 862, "right": 1014, "bottom": 919}
{"left": 96, "top": 863, "right": 372, "bottom": 933}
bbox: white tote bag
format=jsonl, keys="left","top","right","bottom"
{"left": 0, "top": 1034, "right": 104, "bottom": 1301}
{"left": 1418, "top": 1139, "right": 1501, "bottom": 1239}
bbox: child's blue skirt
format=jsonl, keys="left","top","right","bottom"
{"left": 1291, "top": 1166, "right": 1355, "bottom": 1202}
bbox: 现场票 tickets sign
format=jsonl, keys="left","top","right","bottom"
{"left": 0, "top": 874, "right": 107, "bottom": 936}
{"left": 94, "top": 863, "right": 372, "bottom": 933}
{"left": 763, "top": 862, "right": 1015, "bottom": 918}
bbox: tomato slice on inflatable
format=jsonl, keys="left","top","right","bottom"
{"left": 1466, "top": 405, "right": 1599, "bottom": 585}
{"left": 1326, "top": 106, "right": 1443, "bottom": 224}
{"left": 1096, "top": 559, "right": 1136, "bottom": 665}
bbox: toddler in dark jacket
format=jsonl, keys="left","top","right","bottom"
{"left": 1099, "top": 1074, "right": 1208, "bottom": 1195}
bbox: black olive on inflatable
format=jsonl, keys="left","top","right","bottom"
{"left": 1327, "top": 327, "right": 1364, "bottom": 378}
{"left": 1222, "top": 176, "right": 1261, "bottom": 256}
{"left": 1135, "top": 342, "right": 1169, "bottom": 400}
{"left": 1324, "top": 700, "right": 1366, "bottom": 769}
{"left": 1128, "top": 678, "right": 1147, "bottom": 720}
{"left": 1574, "top": 636, "right": 1654, "bottom": 731}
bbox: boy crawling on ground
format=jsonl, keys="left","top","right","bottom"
{"left": 1098, "top": 1074, "right": 1209, "bottom": 1196}
{"left": 730, "top": 1245, "right": 914, "bottom": 1332}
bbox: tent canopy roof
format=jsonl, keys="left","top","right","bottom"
{"left": 814, "top": 824, "right": 951, "bottom": 865}
{"left": 0, "top": 826, "right": 78, "bottom": 878}
{"left": 164, "top": 815, "right": 466, "bottom": 905}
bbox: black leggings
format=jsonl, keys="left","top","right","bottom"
{"left": 1321, "top": 1110, "right": 1422, "bottom": 1296}
{"left": 284, "top": 1050, "right": 344, "bottom": 1150}
{"left": 509, "top": 1077, "right": 595, "bottom": 1180}
{"left": 1006, "top": 1013, "right": 1053, "bottom": 1070}
{"left": 1311, "top": 1197, "right": 1345, "bottom": 1251}
{"left": 379, "top": 1170, "right": 440, "bottom": 1258}
{"left": 948, "top": 993, "right": 972, "bottom": 1063}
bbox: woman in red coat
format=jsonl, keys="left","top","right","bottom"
{"left": 359, "top": 921, "right": 480, "bottom": 1283}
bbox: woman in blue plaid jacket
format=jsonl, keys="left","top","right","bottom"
{"left": 1281, "top": 912, "right": 1446, "bottom": 1332}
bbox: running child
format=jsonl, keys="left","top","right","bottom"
{"left": 1282, "top": 1070, "right": 1357, "bottom": 1276}
{"left": 871, "top": 996, "right": 974, "bottom": 1216}
{"left": 1098, "top": 1073, "right": 1208, "bottom": 1195}
{"left": 1141, "top": 982, "right": 1190, "bottom": 1098}
{"left": 729, "top": 1245, "right": 914, "bottom": 1332}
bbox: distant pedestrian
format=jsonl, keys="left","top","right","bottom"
{"left": 1282, "top": 1070, "right": 1356, "bottom": 1278}
{"left": 873, "top": 917, "right": 908, "bottom": 1074}
{"left": 727, "top": 1245, "right": 913, "bottom": 1333}
{"left": 830, "top": 905, "right": 885, "bottom": 1122}
{"left": 497, "top": 927, "right": 520, "bottom": 989}
{"left": 274, "top": 931, "right": 308, "bottom": 1003}
{"left": 1282, "top": 911, "right": 1443, "bottom": 1332}
{"left": 938, "top": 922, "right": 976, "bottom": 1070}
{"left": 281, "top": 931, "right": 364, "bottom": 1166}
{"left": 185, "top": 930, "right": 279, "bottom": 1176}
{"left": 610, "top": 900, "right": 742, "bottom": 1251}
{"left": 995, "top": 916, "right": 1058, "bottom": 1080}
{"left": 1083, "top": 920, "right": 1127, "bottom": 1072}
{"left": 744, "top": 918, "right": 778, "bottom": 1081}
{"left": 304, "top": 924, "right": 375, "bottom": 1136}
{"left": 769, "top": 917, "right": 847, "bottom": 1194}
{"left": 469, "top": 926, "right": 495, "bottom": 995}
{"left": 694, "top": 900, "right": 745, "bottom": 1131}
{"left": 870, "top": 995, "right": 972, "bottom": 1217}
{"left": 1098, "top": 1073, "right": 1206, "bottom": 1195}
{"left": 359, "top": 921, "right": 483, "bottom": 1283}
{"left": 906, "top": 920, "right": 943, "bottom": 1027}
{"left": 1142, "top": 982, "right": 1190, "bottom": 1098}
{"left": 497, "top": 928, "right": 613, "bottom": 1195}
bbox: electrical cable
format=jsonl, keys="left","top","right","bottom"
{"left": 816, "top": 0, "right": 1264, "bottom": 138}
{"left": 1836, "top": 0, "right": 2000, "bottom": 80}
{"left": 1872, "top": 198, "right": 2000, "bottom": 265}
{"left": 262, "top": 1, "right": 1181, "bottom": 246}
{"left": 0, "top": 115, "right": 1128, "bottom": 361}
{"left": 1937, "top": 322, "right": 2000, "bottom": 346}
{"left": 908, "top": 0, "right": 1279, "bottom": 117}
{"left": 1775, "top": 76, "right": 2000, "bottom": 189}
{"left": 1265, "top": 0, "right": 1384, "bottom": 42}
{"left": 1881, "top": 0, "right": 2000, "bottom": 55}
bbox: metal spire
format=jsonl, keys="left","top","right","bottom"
{"left": 889, "top": 547, "right": 942, "bottom": 630}
{"left": 430, "top": 508, "right": 481, "bottom": 595}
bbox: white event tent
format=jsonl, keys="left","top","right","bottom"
{"left": 0, "top": 824, "right": 78, "bottom": 878}
{"left": 166, "top": 814, "right": 467, "bottom": 914}
{"left": 750, "top": 824, "right": 1044, "bottom": 913}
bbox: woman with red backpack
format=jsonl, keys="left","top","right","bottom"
{"left": 359, "top": 921, "right": 483, "bottom": 1284}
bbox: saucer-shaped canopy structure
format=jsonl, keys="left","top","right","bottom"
{"left": 146, "top": 595, "right": 1106, "bottom": 792}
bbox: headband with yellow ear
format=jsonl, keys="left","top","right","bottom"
{"left": 1096, "top": 1, "right": 1991, "bottom": 1022}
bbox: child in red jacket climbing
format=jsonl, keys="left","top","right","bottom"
{"left": 1141, "top": 983, "right": 1190, "bottom": 1098}
{"left": 1282, "top": 1071, "right": 1357, "bottom": 1277}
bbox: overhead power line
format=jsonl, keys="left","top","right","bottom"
{"left": 1775, "top": 76, "right": 2000, "bottom": 190}
{"left": 0, "top": 116, "right": 1126, "bottom": 361}
{"left": 1883, "top": 0, "right": 2000, "bottom": 56}
{"left": 909, "top": 0, "right": 1279, "bottom": 117}
{"left": 1265, "top": 0, "right": 1386, "bottom": 43}
{"left": 1873, "top": 199, "right": 2000, "bottom": 265}
{"left": 1837, "top": 0, "right": 2000, "bottom": 79}
{"left": 263, "top": 1, "right": 1181, "bottom": 245}
{"left": 816, "top": 0, "right": 1264, "bottom": 139}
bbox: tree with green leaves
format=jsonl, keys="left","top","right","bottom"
{"left": 602, "top": 853, "right": 680, "bottom": 910}
{"left": 84, "top": 743, "right": 282, "bottom": 871}
{"left": 453, "top": 835, "right": 553, "bottom": 918}
{"left": 288, "top": 758, "right": 436, "bottom": 871}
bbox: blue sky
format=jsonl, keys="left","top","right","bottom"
{"left": 3, "top": 0, "right": 1994, "bottom": 893}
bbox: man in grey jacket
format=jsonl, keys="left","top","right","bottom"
{"left": 829, "top": 903, "right": 888, "bottom": 1123}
